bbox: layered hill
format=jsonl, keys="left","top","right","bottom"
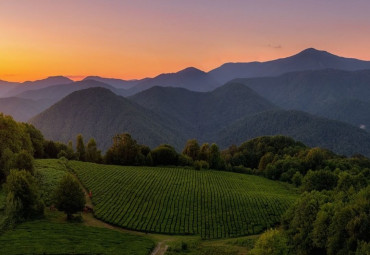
{"left": 3, "top": 76, "right": 73, "bottom": 97}
{"left": 0, "top": 97, "right": 53, "bottom": 122}
{"left": 30, "top": 85, "right": 370, "bottom": 156}
{"left": 126, "top": 67, "right": 220, "bottom": 95}
{"left": 29, "top": 87, "right": 182, "bottom": 150}
{"left": 234, "top": 69, "right": 370, "bottom": 131}
{"left": 16, "top": 79, "right": 127, "bottom": 104}
{"left": 82, "top": 76, "right": 143, "bottom": 89}
{"left": 209, "top": 48, "right": 370, "bottom": 84}
{"left": 0, "top": 80, "right": 19, "bottom": 96}
{"left": 130, "top": 83, "right": 277, "bottom": 136}
{"left": 213, "top": 110, "right": 370, "bottom": 157}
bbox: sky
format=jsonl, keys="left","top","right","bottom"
{"left": 1, "top": 0, "right": 370, "bottom": 82}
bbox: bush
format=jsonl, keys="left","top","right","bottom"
{"left": 178, "top": 154, "right": 193, "bottom": 166}
{"left": 193, "top": 160, "right": 209, "bottom": 170}
{"left": 57, "top": 150, "right": 68, "bottom": 159}
{"left": 250, "top": 229, "right": 289, "bottom": 255}
{"left": 3, "top": 169, "right": 44, "bottom": 221}
{"left": 14, "top": 150, "right": 34, "bottom": 174}
{"left": 291, "top": 172, "right": 303, "bottom": 187}
{"left": 151, "top": 145, "right": 178, "bottom": 166}
{"left": 232, "top": 165, "right": 253, "bottom": 174}
{"left": 301, "top": 169, "right": 338, "bottom": 192}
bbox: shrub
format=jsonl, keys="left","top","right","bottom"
{"left": 250, "top": 229, "right": 289, "bottom": 255}
{"left": 178, "top": 154, "right": 193, "bottom": 166}
{"left": 301, "top": 169, "right": 338, "bottom": 192}
{"left": 232, "top": 165, "right": 253, "bottom": 174}
{"left": 4, "top": 169, "right": 44, "bottom": 221}
{"left": 193, "top": 160, "right": 209, "bottom": 170}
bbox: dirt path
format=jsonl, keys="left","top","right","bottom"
{"left": 150, "top": 242, "right": 168, "bottom": 255}
{"left": 72, "top": 173, "right": 168, "bottom": 255}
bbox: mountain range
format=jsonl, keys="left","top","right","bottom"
{"left": 30, "top": 86, "right": 370, "bottom": 157}
{"left": 234, "top": 69, "right": 370, "bottom": 131}
{"left": 0, "top": 76, "right": 73, "bottom": 97}
{"left": 3, "top": 48, "right": 370, "bottom": 99}
{"left": 2, "top": 48, "right": 370, "bottom": 156}
{"left": 209, "top": 48, "right": 370, "bottom": 84}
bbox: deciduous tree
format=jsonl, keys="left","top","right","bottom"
{"left": 54, "top": 174, "right": 86, "bottom": 220}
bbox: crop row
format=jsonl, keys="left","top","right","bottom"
{"left": 71, "top": 161, "right": 297, "bottom": 239}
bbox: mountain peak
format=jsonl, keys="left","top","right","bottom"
{"left": 295, "top": 48, "right": 331, "bottom": 57}
{"left": 83, "top": 76, "right": 101, "bottom": 80}
{"left": 45, "top": 75, "right": 70, "bottom": 80}
{"left": 177, "top": 67, "right": 205, "bottom": 75}
{"left": 21, "top": 76, "right": 72, "bottom": 86}
{"left": 69, "top": 86, "right": 115, "bottom": 97}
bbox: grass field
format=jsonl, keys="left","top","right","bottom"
{"left": 0, "top": 160, "right": 155, "bottom": 255}
{"left": 68, "top": 160, "right": 298, "bottom": 239}
{"left": 0, "top": 219, "right": 155, "bottom": 255}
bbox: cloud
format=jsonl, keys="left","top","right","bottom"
{"left": 1, "top": 74, "right": 18, "bottom": 77}
{"left": 266, "top": 44, "right": 282, "bottom": 49}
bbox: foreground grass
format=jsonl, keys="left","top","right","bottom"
{"left": 165, "top": 235, "right": 258, "bottom": 255}
{"left": 0, "top": 215, "right": 155, "bottom": 255}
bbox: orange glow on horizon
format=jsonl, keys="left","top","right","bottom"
{"left": 1, "top": 1, "right": 370, "bottom": 82}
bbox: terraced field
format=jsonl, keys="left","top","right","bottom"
{"left": 70, "top": 161, "right": 298, "bottom": 239}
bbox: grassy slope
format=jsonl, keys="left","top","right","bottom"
{"left": 0, "top": 159, "right": 155, "bottom": 255}
{"left": 68, "top": 160, "right": 298, "bottom": 239}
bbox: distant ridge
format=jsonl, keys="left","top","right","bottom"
{"left": 208, "top": 48, "right": 370, "bottom": 84}
{"left": 0, "top": 97, "right": 53, "bottom": 122}
{"left": 234, "top": 69, "right": 370, "bottom": 130}
{"left": 4, "top": 76, "right": 73, "bottom": 97}
{"left": 126, "top": 66, "right": 220, "bottom": 95}
{"left": 16, "top": 79, "right": 126, "bottom": 102}
{"left": 2, "top": 48, "right": 370, "bottom": 98}
{"left": 82, "top": 76, "right": 143, "bottom": 89}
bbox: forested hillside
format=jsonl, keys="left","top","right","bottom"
{"left": 235, "top": 69, "right": 370, "bottom": 131}
{"left": 30, "top": 87, "right": 183, "bottom": 150}
{"left": 31, "top": 86, "right": 370, "bottom": 157}
{"left": 213, "top": 110, "right": 370, "bottom": 156}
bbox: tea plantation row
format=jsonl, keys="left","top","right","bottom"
{"left": 70, "top": 161, "right": 298, "bottom": 239}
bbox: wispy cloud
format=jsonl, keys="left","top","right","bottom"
{"left": 266, "top": 44, "right": 282, "bottom": 49}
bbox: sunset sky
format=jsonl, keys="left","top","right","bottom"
{"left": 1, "top": 0, "right": 370, "bottom": 82}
